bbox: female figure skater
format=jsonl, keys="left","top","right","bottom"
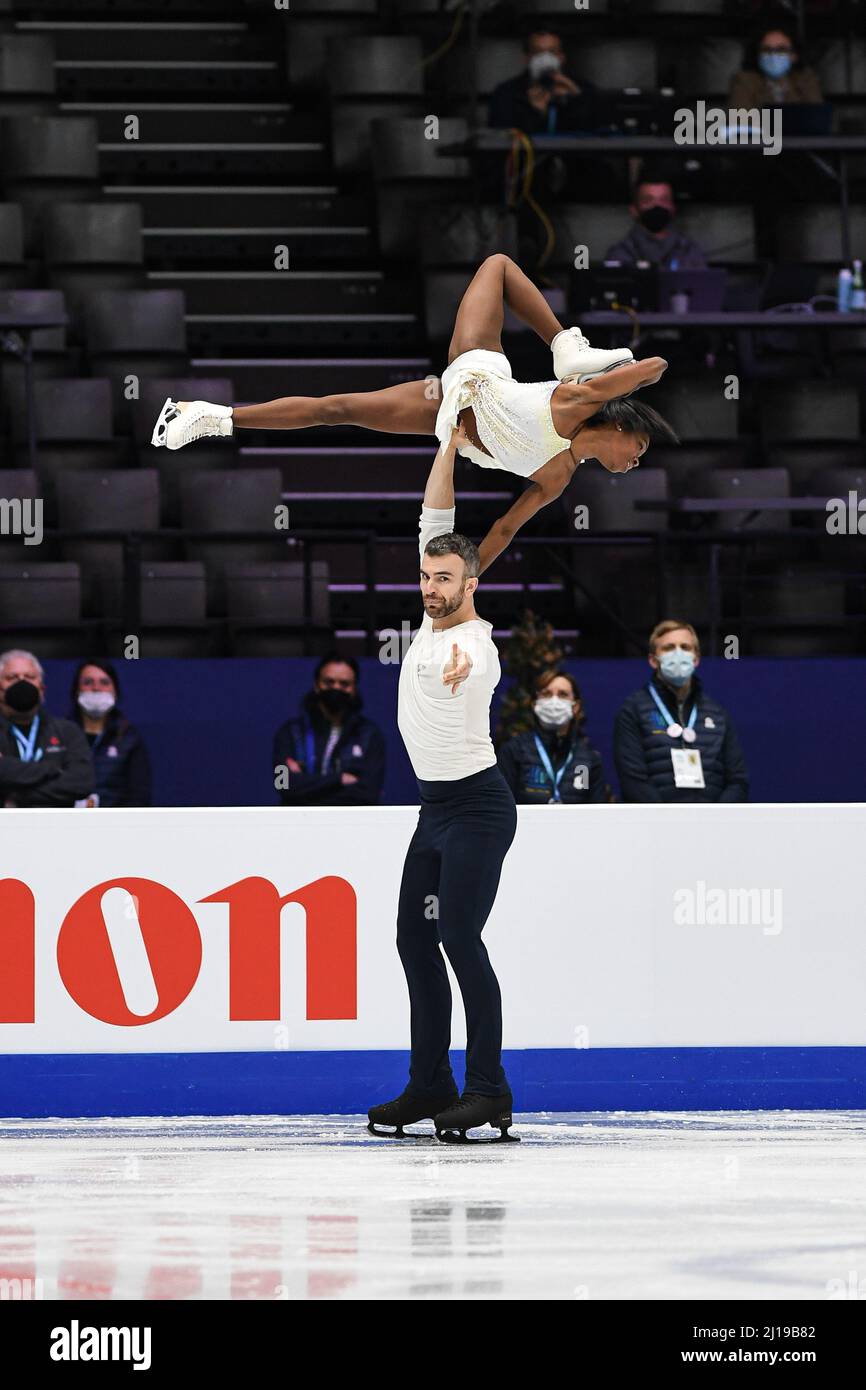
{"left": 151, "top": 254, "right": 676, "bottom": 571}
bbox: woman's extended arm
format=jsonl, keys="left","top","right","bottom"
{"left": 569, "top": 356, "right": 668, "bottom": 406}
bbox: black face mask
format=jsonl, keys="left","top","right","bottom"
{"left": 317, "top": 687, "right": 354, "bottom": 718}
{"left": 639, "top": 205, "right": 673, "bottom": 234}
{"left": 4, "top": 679, "right": 41, "bottom": 713}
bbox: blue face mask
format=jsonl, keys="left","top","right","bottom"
{"left": 759, "top": 52, "right": 792, "bottom": 79}
{"left": 659, "top": 649, "right": 695, "bottom": 687}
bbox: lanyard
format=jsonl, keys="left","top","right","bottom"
{"left": 533, "top": 734, "right": 572, "bottom": 802}
{"left": 304, "top": 724, "right": 340, "bottom": 775}
{"left": 647, "top": 683, "right": 697, "bottom": 734}
{"left": 10, "top": 714, "right": 42, "bottom": 762}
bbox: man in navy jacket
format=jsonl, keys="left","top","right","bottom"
{"left": 614, "top": 620, "right": 748, "bottom": 803}
{"left": 273, "top": 653, "right": 385, "bottom": 806}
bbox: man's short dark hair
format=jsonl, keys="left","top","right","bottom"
{"left": 423, "top": 531, "right": 481, "bottom": 579}
{"left": 585, "top": 397, "right": 680, "bottom": 445}
{"left": 314, "top": 651, "right": 360, "bottom": 683}
{"left": 521, "top": 26, "right": 563, "bottom": 54}
{"left": 631, "top": 165, "right": 675, "bottom": 201}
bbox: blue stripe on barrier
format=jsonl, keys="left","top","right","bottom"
{"left": 1, "top": 1049, "right": 865, "bottom": 1117}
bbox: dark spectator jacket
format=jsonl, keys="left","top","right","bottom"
{"left": 0, "top": 709, "right": 94, "bottom": 807}
{"left": 729, "top": 67, "right": 822, "bottom": 110}
{"left": 76, "top": 711, "right": 152, "bottom": 807}
{"left": 488, "top": 72, "right": 600, "bottom": 135}
{"left": 498, "top": 722, "right": 608, "bottom": 804}
{"left": 273, "top": 692, "right": 385, "bottom": 806}
{"left": 604, "top": 222, "right": 708, "bottom": 270}
{"left": 614, "top": 673, "right": 748, "bottom": 803}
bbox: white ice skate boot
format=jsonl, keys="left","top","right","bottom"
{"left": 551, "top": 327, "right": 634, "bottom": 384}
{"left": 151, "top": 397, "right": 234, "bottom": 450}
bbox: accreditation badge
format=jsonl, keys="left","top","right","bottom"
{"left": 671, "top": 748, "right": 705, "bottom": 788}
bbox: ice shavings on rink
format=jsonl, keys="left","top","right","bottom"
{"left": 1, "top": 1112, "right": 864, "bottom": 1301}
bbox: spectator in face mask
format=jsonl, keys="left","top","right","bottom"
{"left": 497, "top": 669, "right": 609, "bottom": 804}
{"left": 613, "top": 620, "right": 748, "bottom": 803}
{"left": 69, "top": 659, "right": 152, "bottom": 807}
{"left": 273, "top": 653, "right": 386, "bottom": 806}
{"left": 0, "top": 648, "right": 94, "bottom": 808}
{"left": 604, "top": 175, "right": 708, "bottom": 270}
{"left": 488, "top": 28, "right": 600, "bottom": 137}
{"left": 729, "top": 25, "right": 823, "bottom": 109}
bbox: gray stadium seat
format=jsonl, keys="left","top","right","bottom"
{"left": 0, "top": 562, "right": 80, "bottom": 625}
{"left": 0, "top": 36, "right": 55, "bottom": 99}
{"left": 327, "top": 36, "right": 423, "bottom": 97}
{"left": 140, "top": 561, "right": 207, "bottom": 626}
{"left": 0, "top": 203, "right": 24, "bottom": 287}
{"left": 776, "top": 206, "right": 866, "bottom": 264}
{"left": 686, "top": 468, "right": 791, "bottom": 531}
{"left": 6, "top": 377, "right": 113, "bottom": 442}
{"left": 83, "top": 289, "right": 186, "bottom": 355}
{"left": 328, "top": 36, "right": 425, "bottom": 171}
{"left": 226, "top": 561, "right": 330, "bottom": 655}
{"left": 569, "top": 40, "right": 657, "bottom": 92}
{"left": 370, "top": 116, "right": 471, "bottom": 181}
{"left": 671, "top": 38, "right": 745, "bottom": 97}
{"left": 677, "top": 205, "right": 755, "bottom": 263}
{"left": 648, "top": 378, "right": 740, "bottom": 442}
{"left": 57, "top": 470, "right": 162, "bottom": 617}
{"left": 44, "top": 203, "right": 143, "bottom": 265}
{"left": 441, "top": 38, "right": 525, "bottom": 99}
{"left": 83, "top": 290, "right": 189, "bottom": 428}
{"left": 0, "top": 287, "right": 68, "bottom": 354}
{"left": 759, "top": 382, "right": 860, "bottom": 443}
{"left": 564, "top": 466, "right": 669, "bottom": 533}
{"left": 179, "top": 469, "right": 286, "bottom": 612}
{"left": 1, "top": 116, "right": 99, "bottom": 255}
{"left": 814, "top": 39, "right": 866, "bottom": 97}
{"left": 372, "top": 117, "right": 471, "bottom": 258}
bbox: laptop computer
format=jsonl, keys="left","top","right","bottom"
{"left": 570, "top": 264, "right": 659, "bottom": 314}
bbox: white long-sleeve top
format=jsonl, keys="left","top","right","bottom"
{"left": 397, "top": 505, "right": 500, "bottom": 782}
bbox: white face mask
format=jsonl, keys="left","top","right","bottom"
{"left": 528, "top": 51, "right": 561, "bottom": 83}
{"left": 534, "top": 695, "right": 574, "bottom": 729}
{"left": 78, "top": 691, "right": 115, "bottom": 717}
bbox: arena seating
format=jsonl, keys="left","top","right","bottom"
{"left": 0, "top": 0, "right": 863, "bottom": 658}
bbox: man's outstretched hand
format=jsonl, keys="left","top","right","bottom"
{"left": 442, "top": 642, "right": 472, "bottom": 695}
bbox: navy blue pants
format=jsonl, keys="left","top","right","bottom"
{"left": 396, "top": 764, "right": 517, "bottom": 1098}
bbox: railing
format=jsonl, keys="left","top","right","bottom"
{"left": 1, "top": 525, "right": 862, "bottom": 657}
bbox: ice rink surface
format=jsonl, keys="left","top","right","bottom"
{"left": 1, "top": 1111, "right": 864, "bottom": 1301}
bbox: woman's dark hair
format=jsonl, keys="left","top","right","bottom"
{"left": 742, "top": 20, "right": 803, "bottom": 73}
{"left": 584, "top": 397, "right": 680, "bottom": 445}
{"left": 69, "top": 657, "right": 123, "bottom": 735}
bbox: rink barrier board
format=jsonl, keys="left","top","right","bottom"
{"left": 1, "top": 1049, "right": 864, "bottom": 1117}
{"left": 3, "top": 804, "right": 866, "bottom": 1115}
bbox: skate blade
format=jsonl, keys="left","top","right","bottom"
{"left": 435, "top": 1126, "right": 521, "bottom": 1144}
{"left": 562, "top": 356, "right": 634, "bottom": 385}
{"left": 366, "top": 1121, "right": 435, "bottom": 1140}
{"left": 151, "top": 395, "right": 179, "bottom": 448}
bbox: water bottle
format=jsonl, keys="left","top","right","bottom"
{"left": 851, "top": 260, "right": 866, "bottom": 312}
{"left": 837, "top": 267, "right": 852, "bottom": 312}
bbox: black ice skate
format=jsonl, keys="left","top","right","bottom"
{"left": 433, "top": 1091, "right": 520, "bottom": 1144}
{"left": 367, "top": 1085, "right": 460, "bottom": 1138}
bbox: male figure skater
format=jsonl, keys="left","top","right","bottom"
{"left": 368, "top": 423, "right": 519, "bottom": 1143}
